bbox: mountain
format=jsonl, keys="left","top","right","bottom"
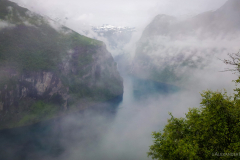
{"left": 92, "top": 24, "right": 136, "bottom": 73}
{"left": 0, "top": 0, "right": 123, "bottom": 129}
{"left": 132, "top": 0, "right": 240, "bottom": 86}
{"left": 92, "top": 24, "right": 135, "bottom": 55}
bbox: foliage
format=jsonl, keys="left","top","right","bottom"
{"left": 148, "top": 90, "right": 240, "bottom": 160}
{"left": 0, "top": 0, "right": 123, "bottom": 129}
{"left": 148, "top": 51, "right": 240, "bottom": 160}
{"left": 0, "top": 0, "right": 27, "bottom": 22}
{"left": 67, "top": 32, "right": 102, "bottom": 47}
{"left": 0, "top": 24, "right": 101, "bottom": 72}
{"left": 221, "top": 51, "right": 240, "bottom": 73}
{"left": 17, "top": 101, "right": 59, "bottom": 126}
{"left": 68, "top": 81, "right": 117, "bottom": 101}
{"left": 0, "top": 0, "right": 102, "bottom": 73}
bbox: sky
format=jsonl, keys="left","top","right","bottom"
{"left": 11, "top": 0, "right": 228, "bottom": 27}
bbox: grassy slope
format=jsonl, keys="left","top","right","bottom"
{"left": 0, "top": 0, "right": 121, "bottom": 129}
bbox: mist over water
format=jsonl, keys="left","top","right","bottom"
{"left": 1, "top": 0, "right": 239, "bottom": 160}
{"left": 0, "top": 73, "right": 183, "bottom": 160}
{"left": 0, "top": 67, "right": 236, "bottom": 160}
{"left": 55, "top": 71, "right": 236, "bottom": 160}
{"left": 58, "top": 75, "right": 180, "bottom": 160}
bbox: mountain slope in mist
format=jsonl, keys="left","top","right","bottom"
{"left": 92, "top": 25, "right": 135, "bottom": 54}
{"left": 0, "top": 0, "right": 123, "bottom": 129}
{"left": 133, "top": 0, "right": 240, "bottom": 86}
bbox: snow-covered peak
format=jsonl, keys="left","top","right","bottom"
{"left": 92, "top": 24, "right": 135, "bottom": 33}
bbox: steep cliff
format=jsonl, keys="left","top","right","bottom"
{"left": 0, "top": 0, "right": 123, "bottom": 129}
{"left": 132, "top": 0, "right": 240, "bottom": 86}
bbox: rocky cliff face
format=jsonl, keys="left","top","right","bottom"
{"left": 0, "top": 0, "right": 123, "bottom": 129}
{"left": 132, "top": 0, "right": 240, "bottom": 86}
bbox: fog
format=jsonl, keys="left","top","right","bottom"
{"left": 2, "top": 0, "right": 239, "bottom": 160}
{"left": 13, "top": 69, "right": 234, "bottom": 160}
{"left": 0, "top": 20, "right": 15, "bottom": 29}
{"left": 11, "top": 0, "right": 227, "bottom": 26}
{"left": 48, "top": 57, "right": 237, "bottom": 160}
{"left": 10, "top": 76, "right": 210, "bottom": 160}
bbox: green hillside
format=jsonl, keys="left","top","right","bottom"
{"left": 0, "top": 0, "right": 123, "bottom": 129}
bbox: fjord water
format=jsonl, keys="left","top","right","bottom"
{"left": 0, "top": 74, "right": 180, "bottom": 160}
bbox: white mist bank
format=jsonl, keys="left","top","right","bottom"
{"left": 51, "top": 67, "right": 237, "bottom": 160}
